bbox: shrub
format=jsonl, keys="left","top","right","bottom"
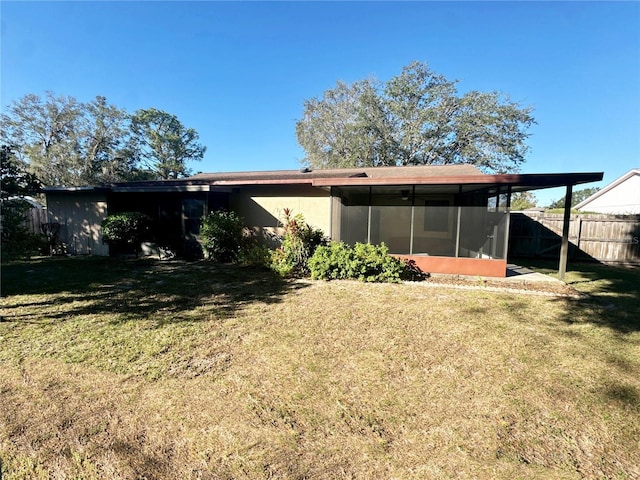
{"left": 238, "top": 228, "right": 272, "bottom": 268}
{"left": 101, "top": 212, "right": 153, "bottom": 255}
{"left": 306, "top": 241, "right": 353, "bottom": 280}
{"left": 201, "top": 210, "right": 244, "bottom": 263}
{"left": 270, "top": 208, "right": 327, "bottom": 277}
{"left": 309, "top": 242, "right": 409, "bottom": 283}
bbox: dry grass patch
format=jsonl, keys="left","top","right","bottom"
{"left": 1, "top": 258, "right": 639, "bottom": 479}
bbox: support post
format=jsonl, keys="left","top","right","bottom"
{"left": 558, "top": 184, "right": 573, "bottom": 281}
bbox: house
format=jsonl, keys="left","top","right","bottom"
{"left": 44, "top": 164, "right": 603, "bottom": 277}
{"left": 575, "top": 169, "right": 640, "bottom": 214}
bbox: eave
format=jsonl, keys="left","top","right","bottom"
{"left": 312, "top": 172, "right": 604, "bottom": 191}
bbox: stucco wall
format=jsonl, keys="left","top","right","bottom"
{"left": 230, "top": 185, "right": 331, "bottom": 244}
{"left": 47, "top": 191, "right": 109, "bottom": 255}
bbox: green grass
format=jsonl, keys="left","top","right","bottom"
{"left": 1, "top": 257, "right": 639, "bottom": 479}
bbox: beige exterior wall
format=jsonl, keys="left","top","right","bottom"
{"left": 578, "top": 173, "right": 640, "bottom": 214}
{"left": 47, "top": 191, "right": 109, "bottom": 255}
{"left": 230, "top": 185, "right": 331, "bottom": 244}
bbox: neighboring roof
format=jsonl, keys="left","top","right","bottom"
{"left": 43, "top": 164, "right": 603, "bottom": 194}
{"left": 4, "top": 195, "right": 45, "bottom": 208}
{"left": 575, "top": 169, "right": 640, "bottom": 211}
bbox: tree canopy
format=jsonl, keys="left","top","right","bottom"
{"left": 0, "top": 92, "right": 206, "bottom": 186}
{"left": 547, "top": 187, "right": 600, "bottom": 209}
{"left": 509, "top": 191, "right": 538, "bottom": 210}
{"left": 0, "top": 145, "right": 42, "bottom": 200}
{"left": 296, "top": 61, "right": 536, "bottom": 173}
{"left": 129, "top": 108, "right": 206, "bottom": 180}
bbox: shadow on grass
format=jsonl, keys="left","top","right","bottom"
{"left": 603, "top": 384, "right": 640, "bottom": 410}
{"left": 517, "top": 259, "right": 640, "bottom": 334}
{"left": 1, "top": 256, "right": 308, "bottom": 323}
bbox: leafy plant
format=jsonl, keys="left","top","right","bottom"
{"left": 101, "top": 212, "right": 152, "bottom": 255}
{"left": 270, "top": 208, "right": 327, "bottom": 277}
{"left": 237, "top": 229, "right": 272, "bottom": 268}
{"left": 200, "top": 210, "right": 244, "bottom": 263}
{"left": 308, "top": 241, "right": 410, "bottom": 283}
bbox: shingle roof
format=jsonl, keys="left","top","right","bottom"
{"left": 186, "top": 164, "right": 483, "bottom": 183}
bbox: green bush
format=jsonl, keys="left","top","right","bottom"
{"left": 201, "top": 210, "right": 244, "bottom": 263}
{"left": 308, "top": 242, "right": 408, "bottom": 283}
{"left": 101, "top": 212, "right": 153, "bottom": 255}
{"left": 270, "top": 208, "right": 327, "bottom": 277}
{"left": 238, "top": 229, "right": 272, "bottom": 268}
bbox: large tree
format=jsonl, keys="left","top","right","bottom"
{"left": 81, "top": 96, "right": 139, "bottom": 183}
{"left": 1, "top": 92, "right": 84, "bottom": 186}
{"left": 0, "top": 93, "right": 138, "bottom": 186}
{"left": 129, "top": 108, "right": 206, "bottom": 180}
{"left": 296, "top": 61, "right": 536, "bottom": 173}
{"left": 1, "top": 93, "right": 206, "bottom": 186}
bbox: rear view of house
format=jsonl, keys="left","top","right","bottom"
{"left": 44, "top": 164, "right": 602, "bottom": 277}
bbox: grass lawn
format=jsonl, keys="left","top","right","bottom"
{"left": 1, "top": 257, "right": 639, "bottom": 479}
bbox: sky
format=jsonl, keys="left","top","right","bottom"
{"left": 1, "top": 1, "right": 639, "bottom": 206}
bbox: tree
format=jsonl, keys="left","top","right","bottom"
{"left": 1, "top": 92, "right": 84, "bottom": 186}
{"left": 509, "top": 191, "right": 538, "bottom": 210}
{"left": 295, "top": 79, "right": 395, "bottom": 169}
{"left": 0, "top": 145, "right": 42, "bottom": 200}
{"left": 0, "top": 93, "right": 137, "bottom": 186}
{"left": 0, "top": 146, "right": 44, "bottom": 259}
{"left": 547, "top": 187, "right": 600, "bottom": 209}
{"left": 0, "top": 93, "right": 206, "bottom": 186}
{"left": 296, "top": 61, "right": 535, "bottom": 173}
{"left": 81, "top": 96, "right": 139, "bottom": 184}
{"left": 129, "top": 108, "right": 206, "bottom": 179}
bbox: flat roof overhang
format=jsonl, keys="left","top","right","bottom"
{"left": 44, "top": 171, "right": 603, "bottom": 194}
{"left": 312, "top": 172, "right": 604, "bottom": 193}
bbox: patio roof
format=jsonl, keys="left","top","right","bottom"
{"left": 311, "top": 171, "right": 604, "bottom": 193}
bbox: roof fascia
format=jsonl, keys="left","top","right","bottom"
{"left": 110, "top": 185, "right": 210, "bottom": 193}
{"left": 211, "top": 179, "right": 315, "bottom": 186}
{"left": 44, "top": 186, "right": 110, "bottom": 193}
{"left": 312, "top": 172, "right": 603, "bottom": 188}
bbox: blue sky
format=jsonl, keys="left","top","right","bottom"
{"left": 1, "top": 1, "right": 638, "bottom": 205}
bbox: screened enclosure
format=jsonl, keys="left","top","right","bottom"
{"left": 331, "top": 186, "right": 510, "bottom": 260}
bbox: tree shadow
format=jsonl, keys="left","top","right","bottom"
{"left": 1, "top": 257, "right": 309, "bottom": 324}
{"left": 602, "top": 384, "right": 640, "bottom": 410}
{"left": 525, "top": 261, "right": 640, "bottom": 334}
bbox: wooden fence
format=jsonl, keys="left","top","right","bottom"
{"left": 25, "top": 208, "right": 52, "bottom": 235}
{"left": 509, "top": 212, "right": 640, "bottom": 265}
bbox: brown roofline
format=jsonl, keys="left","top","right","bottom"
{"left": 211, "top": 178, "right": 315, "bottom": 186}
{"left": 44, "top": 170, "right": 604, "bottom": 192}
{"left": 312, "top": 172, "right": 604, "bottom": 188}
